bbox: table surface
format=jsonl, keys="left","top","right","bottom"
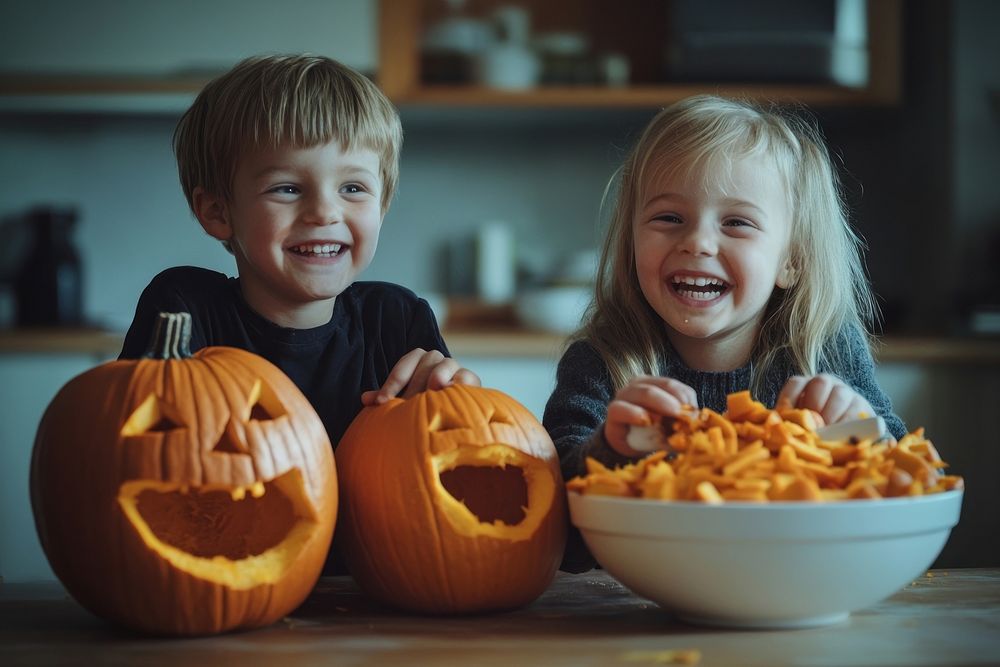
{"left": 2, "top": 569, "right": 999, "bottom": 667}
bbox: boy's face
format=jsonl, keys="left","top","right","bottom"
{"left": 632, "top": 153, "right": 795, "bottom": 365}
{"left": 202, "top": 140, "right": 383, "bottom": 326}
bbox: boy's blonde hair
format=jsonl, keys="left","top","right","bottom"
{"left": 582, "top": 95, "right": 876, "bottom": 395}
{"left": 174, "top": 54, "right": 402, "bottom": 218}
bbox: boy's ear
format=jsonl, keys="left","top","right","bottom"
{"left": 192, "top": 187, "right": 232, "bottom": 241}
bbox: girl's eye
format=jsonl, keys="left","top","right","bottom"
{"left": 269, "top": 185, "right": 300, "bottom": 195}
{"left": 652, "top": 213, "right": 682, "bottom": 224}
{"left": 340, "top": 183, "right": 367, "bottom": 195}
{"left": 724, "top": 217, "right": 754, "bottom": 228}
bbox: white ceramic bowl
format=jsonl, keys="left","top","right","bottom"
{"left": 569, "top": 490, "right": 963, "bottom": 629}
{"left": 515, "top": 286, "right": 591, "bottom": 334}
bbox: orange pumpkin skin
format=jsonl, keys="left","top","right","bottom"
{"left": 30, "top": 315, "right": 336, "bottom": 635}
{"left": 337, "top": 384, "right": 567, "bottom": 613}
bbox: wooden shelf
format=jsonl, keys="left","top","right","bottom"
{"left": 0, "top": 1, "right": 901, "bottom": 112}
{"left": 379, "top": 0, "right": 902, "bottom": 108}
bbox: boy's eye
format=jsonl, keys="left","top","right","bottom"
{"left": 724, "top": 217, "right": 754, "bottom": 228}
{"left": 340, "top": 183, "right": 366, "bottom": 195}
{"left": 269, "top": 185, "right": 300, "bottom": 195}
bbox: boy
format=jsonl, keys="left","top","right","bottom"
{"left": 120, "top": 54, "right": 479, "bottom": 456}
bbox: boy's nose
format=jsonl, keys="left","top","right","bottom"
{"left": 304, "top": 193, "right": 343, "bottom": 225}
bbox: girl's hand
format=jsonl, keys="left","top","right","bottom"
{"left": 777, "top": 374, "right": 875, "bottom": 427}
{"left": 604, "top": 376, "right": 698, "bottom": 457}
{"left": 361, "top": 348, "right": 481, "bottom": 406}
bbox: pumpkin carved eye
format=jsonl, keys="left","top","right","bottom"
{"left": 429, "top": 406, "right": 514, "bottom": 432}
{"left": 121, "top": 394, "right": 186, "bottom": 437}
{"left": 214, "top": 379, "right": 289, "bottom": 455}
{"left": 246, "top": 378, "right": 286, "bottom": 423}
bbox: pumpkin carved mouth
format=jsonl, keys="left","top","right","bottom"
{"left": 118, "top": 469, "right": 319, "bottom": 589}
{"left": 432, "top": 444, "right": 555, "bottom": 540}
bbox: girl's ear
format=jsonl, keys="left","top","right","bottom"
{"left": 776, "top": 259, "right": 797, "bottom": 289}
{"left": 192, "top": 187, "right": 232, "bottom": 241}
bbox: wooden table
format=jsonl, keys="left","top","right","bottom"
{"left": 2, "top": 569, "right": 998, "bottom": 666}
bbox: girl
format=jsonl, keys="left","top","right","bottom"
{"left": 544, "top": 95, "right": 905, "bottom": 516}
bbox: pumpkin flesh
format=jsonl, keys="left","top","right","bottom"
{"left": 433, "top": 445, "right": 556, "bottom": 540}
{"left": 118, "top": 468, "right": 319, "bottom": 588}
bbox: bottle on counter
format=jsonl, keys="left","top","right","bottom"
{"left": 14, "top": 206, "right": 84, "bottom": 327}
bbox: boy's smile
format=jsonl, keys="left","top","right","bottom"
{"left": 633, "top": 153, "right": 795, "bottom": 371}
{"left": 195, "top": 140, "right": 383, "bottom": 328}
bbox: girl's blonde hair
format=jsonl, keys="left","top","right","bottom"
{"left": 581, "top": 95, "right": 875, "bottom": 394}
{"left": 174, "top": 54, "right": 402, "bottom": 217}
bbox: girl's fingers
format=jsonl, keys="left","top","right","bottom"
{"left": 777, "top": 375, "right": 809, "bottom": 409}
{"left": 605, "top": 394, "right": 684, "bottom": 457}
{"left": 819, "top": 382, "right": 854, "bottom": 424}
{"left": 616, "top": 381, "right": 689, "bottom": 418}
{"left": 628, "top": 376, "right": 699, "bottom": 408}
{"left": 798, "top": 375, "right": 835, "bottom": 413}
{"left": 606, "top": 399, "right": 656, "bottom": 427}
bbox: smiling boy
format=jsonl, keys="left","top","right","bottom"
{"left": 120, "top": 55, "right": 479, "bottom": 463}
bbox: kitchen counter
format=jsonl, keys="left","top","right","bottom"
{"left": 0, "top": 327, "right": 999, "bottom": 363}
{"left": 1, "top": 569, "right": 998, "bottom": 666}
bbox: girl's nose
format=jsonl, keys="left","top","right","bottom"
{"left": 679, "top": 222, "right": 718, "bottom": 256}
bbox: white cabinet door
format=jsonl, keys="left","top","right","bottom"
{"left": 0, "top": 0, "right": 376, "bottom": 75}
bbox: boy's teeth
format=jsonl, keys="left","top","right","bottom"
{"left": 293, "top": 243, "right": 343, "bottom": 255}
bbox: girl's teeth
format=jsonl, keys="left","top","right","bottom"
{"left": 672, "top": 275, "right": 727, "bottom": 300}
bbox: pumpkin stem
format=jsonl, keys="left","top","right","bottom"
{"left": 145, "top": 312, "right": 193, "bottom": 359}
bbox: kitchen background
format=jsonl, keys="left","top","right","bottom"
{"left": 0, "top": 0, "right": 997, "bottom": 581}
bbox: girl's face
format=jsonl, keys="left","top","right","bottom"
{"left": 633, "top": 153, "right": 795, "bottom": 367}
{"left": 206, "top": 140, "right": 383, "bottom": 327}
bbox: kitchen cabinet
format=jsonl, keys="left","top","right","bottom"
{"left": 379, "top": 0, "right": 902, "bottom": 107}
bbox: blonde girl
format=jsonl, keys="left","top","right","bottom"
{"left": 543, "top": 95, "right": 904, "bottom": 505}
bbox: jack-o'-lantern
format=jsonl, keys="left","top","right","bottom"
{"left": 337, "top": 384, "right": 566, "bottom": 613}
{"left": 30, "top": 313, "right": 337, "bottom": 636}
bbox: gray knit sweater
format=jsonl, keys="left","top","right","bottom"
{"left": 542, "top": 323, "right": 906, "bottom": 571}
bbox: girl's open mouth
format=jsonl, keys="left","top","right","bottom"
{"left": 671, "top": 275, "right": 730, "bottom": 301}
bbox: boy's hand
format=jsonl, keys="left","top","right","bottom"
{"left": 603, "top": 376, "right": 698, "bottom": 457}
{"left": 361, "top": 348, "right": 481, "bottom": 406}
{"left": 777, "top": 373, "right": 875, "bottom": 427}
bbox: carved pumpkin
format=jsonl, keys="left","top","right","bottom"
{"left": 337, "top": 384, "right": 567, "bottom": 613}
{"left": 30, "top": 313, "right": 337, "bottom": 636}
